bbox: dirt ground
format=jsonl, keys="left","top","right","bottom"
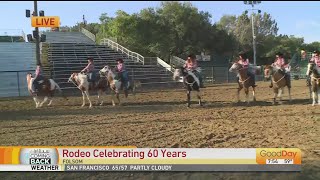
{"left": 0, "top": 80, "right": 319, "bottom": 180}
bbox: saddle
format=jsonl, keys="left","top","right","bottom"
{"left": 34, "top": 76, "right": 50, "bottom": 92}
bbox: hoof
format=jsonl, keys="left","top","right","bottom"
{"left": 99, "top": 103, "right": 103, "bottom": 106}
{"left": 89, "top": 105, "right": 93, "bottom": 109}
{"left": 81, "top": 104, "right": 85, "bottom": 107}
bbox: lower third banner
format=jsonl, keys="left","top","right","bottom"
{"left": 0, "top": 147, "right": 301, "bottom": 172}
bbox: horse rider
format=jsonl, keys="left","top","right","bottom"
{"left": 114, "top": 58, "right": 129, "bottom": 91}
{"left": 81, "top": 57, "right": 96, "bottom": 83}
{"left": 270, "top": 52, "right": 291, "bottom": 88}
{"left": 31, "top": 64, "right": 44, "bottom": 94}
{"left": 183, "top": 54, "right": 204, "bottom": 88}
{"left": 237, "top": 52, "right": 256, "bottom": 87}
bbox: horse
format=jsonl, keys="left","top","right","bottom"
{"left": 229, "top": 62, "right": 256, "bottom": 104}
{"left": 67, "top": 71, "right": 109, "bottom": 108}
{"left": 306, "top": 63, "right": 320, "bottom": 106}
{"left": 26, "top": 73, "right": 65, "bottom": 108}
{"left": 99, "top": 65, "right": 139, "bottom": 106}
{"left": 264, "top": 64, "right": 292, "bottom": 105}
{"left": 173, "top": 67, "right": 202, "bottom": 108}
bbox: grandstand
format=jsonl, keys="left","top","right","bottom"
{"left": 0, "top": 29, "right": 35, "bottom": 97}
{"left": 41, "top": 30, "right": 176, "bottom": 90}
{"left": 0, "top": 36, "right": 25, "bottom": 42}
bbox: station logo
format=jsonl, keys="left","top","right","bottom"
{"left": 19, "top": 148, "right": 59, "bottom": 165}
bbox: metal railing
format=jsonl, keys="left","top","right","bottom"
{"left": 0, "top": 70, "right": 33, "bottom": 97}
{"left": 81, "top": 27, "right": 96, "bottom": 43}
{"left": 157, "top": 57, "right": 173, "bottom": 73}
{"left": 170, "top": 56, "right": 185, "bottom": 67}
{"left": 100, "top": 38, "right": 145, "bottom": 65}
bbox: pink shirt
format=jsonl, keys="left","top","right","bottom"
{"left": 310, "top": 57, "right": 320, "bottom": 66}
{"left": 82, "top": 62, "right": 94, "bottom": 73}
{"left": 238, "top": 59, "right": 249, "bottom": 69}
{"left": 274, "top": 58, "right": 285, "bottom": 68}
{"left": 184, "top": 60, "right": 198, "bottom": 71}
{"left": 35, "top": 66, "right": 41, "bottom": 77}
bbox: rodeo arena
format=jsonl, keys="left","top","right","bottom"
{"left": 0, "top": 25, "right": 319, "bottom": 178}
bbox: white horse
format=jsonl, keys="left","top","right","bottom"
{"left": 306, "top": 63, "right": 320, "bottom": 106}
{"left": 99, "top": 66, "right": 124, "bottom": 106}
{"left": 68, "top": 72, "right": 93, "bottom": 108}
{"left": 26, "top": 73, "right": 64, "bottom": 108}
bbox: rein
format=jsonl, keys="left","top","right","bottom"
{"left": 237, "top": 67, "right": 250, "bottom": 84}
{"left": 271, "top": 70, "right": 286, "bottom": 86}
{"left": 70, "top": 76, "right": 82, "bottom": 90}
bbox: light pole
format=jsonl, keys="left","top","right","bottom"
{"left": 34, "top": 1, "right": 41, "bottom": 66}
{"left": 244, "top": 1, "right": 261, "bottom": 66}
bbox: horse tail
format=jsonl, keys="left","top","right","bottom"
{"left": 51, "top": 79, "right": 68, "bottom": 100}
{"left": 51, "top": 80, "right": 62, "bottom": 93}
{"left": 132, "top": 80, "right": 141, "bottom": 95}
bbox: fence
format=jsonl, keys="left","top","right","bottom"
{"left": 0, "top": 70, "right": 33, "bottom": 97}
{"left": 201, "top": 66, "right": 265, "bottom": 84}
{"left": 81, "top": 27, "right": 96, "bottom": 43}
{"left": 100, "top": 38, "right": 145, "bottom": 65}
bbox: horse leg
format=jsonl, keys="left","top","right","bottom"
{"left": 316, "top": 88, "right": 320, "bottom": 105}
{"left": 197, "top": 90, "right": 202, "bottom": 106}
{"left": 47, "top": 97, "right": 53, "bottom": 106}
{"left": 39, "top": 96, "right": 48, "bottom": 107}
{"left": 312, "top": 91, "right": 316, "bottom": 106}
{"left": 309, "top": 84, "right": 312, "bottom": 102}
{"left": 317, "top": 87, "right": 320, "bottom": 105}
{"left": 81, "top": 91, "right": 86, "bottom": 107}
{"left": 116, "top": 92, "right": 121, "bottom": 106}
{"left": 244, "top": 88, "right": 250, "bottom": 105}
{"left": 252, "top": 87, "right": 256, "bottom": 102}
{"left": 186, "top": 91, "right": 191, "bottom": 107}
{"left": 288, "top": 87, "right": 292, "bottom": 102}
{"left": 237, "top": 86, "right": 242, "bottom": 103}
{"left": 124, "top": 89, "right": 128, "bottom": 98}
{"left": 273, "top": 88, "right": 278, "bottom": 105}
{"left": 33, "top": 97, "right": 39, "bottom": 108}
{"left": 47, "top": 91, "right": 54, "bottom": 106}
{"left": 84, "top": 91, "right": 92, "bottom": 108}
{"left": 99, "top": 90, "right": 105, "bottom": 106}
{"left": 278, "top": 88, "right": 283, "bottom": 104}
{"left": 97, "top": 90, "right": 101, "bottom": 106}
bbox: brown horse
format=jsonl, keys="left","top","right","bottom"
{"left": 264, "top": 65, "right": 292, "bottom": 105}
{"left": 68, "top": 72, "right": 109, "bottom": 108}
{"left": 99, "top": 65, "right": 139, "bottom": 106}
{"left": 306, "top": 63, "right": 320, "bottom": 106}
{"left": 229, "top": 62, "right": 256, "bottom": 104}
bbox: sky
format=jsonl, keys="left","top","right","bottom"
{"left": 0, "top": 1, "right": 320, "bottom": 43}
